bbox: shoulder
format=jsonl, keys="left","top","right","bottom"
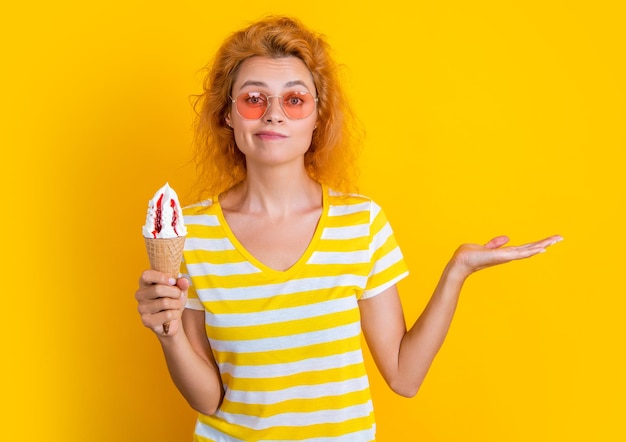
{"left": 182, "top": 199, "right": 220, "bottom": 230}
{"left": 182, "top": 199, "right": 222, "bottom": 241}
{"left": 182, "top": 199, "right": 215, "bottom": 217}
{"left": 327, "top": 188, "right": 383, "bottom": 219}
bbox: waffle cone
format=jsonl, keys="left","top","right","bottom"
{"left": 144, "top": 236, "right": 186, "bottom": 278}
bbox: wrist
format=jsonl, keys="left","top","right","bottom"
{"left": 444, "top": 257, "right": 472, "bottom": 284}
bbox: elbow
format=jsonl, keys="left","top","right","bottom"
{"left": 389, "top": 379, "right": 422, "bottom": 398}
{"left": 392, "top": 385, "right": 420, "bottom": 399}
{"left": 189, "top": 394, "right": 223, "bottom": 416}
{"left": 192, "top": 401, "right": 219, "bottom": 416}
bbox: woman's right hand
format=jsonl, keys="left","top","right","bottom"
{"left": 135, "top": 270, "right": 189, "bottom": 337}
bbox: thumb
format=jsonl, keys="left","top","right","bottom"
{"left": 484, "top": 235, "right": 510, "bottom": 249}
{"left": 176, "top": 276, "right": 190, "bottom": 291}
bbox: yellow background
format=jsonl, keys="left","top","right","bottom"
{"left": 2, "top": 1, "right": 624, "bottom": 441}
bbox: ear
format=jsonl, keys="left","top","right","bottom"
{"left": 225, "top": 113, "right": 232, "bottom": 128}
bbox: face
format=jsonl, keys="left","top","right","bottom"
{"left": 226, "top": 56, "right": 318, "bottom": 170}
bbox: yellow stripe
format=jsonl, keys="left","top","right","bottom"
{"left": 221, "top": 389, "right": 371, "bottom": 417}
{"left": 372, "top": 234, "right": 401, "bottom": 260}
{"left": 184, "top": 248, "right": 243, "bottom": 265}
{"left": 213, "top": 335, "right": 362, "bottom": 367}
{"left": 198, "top": 412, "right": 375, "bottom": 441}
{"left": 202, "top": 288, "right": 343, "bottom": 313}
{"left": 192, "top": 433, "right": 214, "bottom": 442}
{"left": 206, "top": 309, "right": 359, "bottom": 341}
{"left": 221, "top": 363, "right": 367, "bottom": 393}
{"left": 183, "top": 206, "right": 211, "bottom": 218}
{"left": 201, "top": 286, "right": 360, "bottom": 314}
{"left": 195, "top": 263, "right": 370, "bottom": 289}
{"left": 325, "top": 210, "right": 369, "bottom": 227}
{"left": 327, "top": 193, "right": 369, "bottom": 206}
{"left": 370, "top": 207, "right": 388, "bottom": 234}
{"left": 186, "top": 224, "right": 223, "bottom": 237}
{"left": 366, "top": 260, "right": 409, "bottom": 292}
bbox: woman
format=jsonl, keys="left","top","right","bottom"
{"left": 136, "top": 16, "right": 561, "bottom": 441}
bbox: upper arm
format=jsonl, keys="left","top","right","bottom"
{"left": 359, "top": 284, "right": 407, "bottom": 386}
{"left": 182, "top": 308, "right": 218, "bottom": 370}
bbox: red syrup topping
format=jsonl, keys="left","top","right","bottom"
{"left": 152, "top": 193, "right": 164, "bottom": 238}
{"left": 171, "top": 199, "right": 180, "bottom": 236}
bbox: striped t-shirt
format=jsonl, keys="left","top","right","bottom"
{"left": 181, "top": 186, "right": 409, "bottom": 441}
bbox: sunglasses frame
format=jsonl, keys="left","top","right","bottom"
{"left": 230, "top": 91, "right": 318, "bottom": 121}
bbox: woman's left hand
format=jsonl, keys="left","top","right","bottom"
{"left": 451, "top": 234, "right": 563, "bottom": 278}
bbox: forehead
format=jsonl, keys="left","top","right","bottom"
{"left": 232, "top": 56, "right": 316, "bottom": 92}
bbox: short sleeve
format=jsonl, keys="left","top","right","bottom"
{"left": 360, "top": 202, "right": 409, "bottom": 300}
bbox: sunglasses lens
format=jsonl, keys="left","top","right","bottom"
{"left": 235, "top": 92, "right": 316, "bottom": 120}
{"left": 280, "top": 92, "right": 316, "bottom": 119}
{"left": 236, "top": 92, "right": 268, "bottom": 119}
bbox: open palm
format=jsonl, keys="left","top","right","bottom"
{"left": 453, "top": 234, "right": 563, "bottom": 276}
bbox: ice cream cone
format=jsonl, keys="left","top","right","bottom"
{"left": 144, "top": 236, "right": 186, "bottom": 278}
{"left": 142, "top": 183, "right": 188, "bottom": 336}
{"left": 144, "top": 236, "right": 186, "bottom": 336}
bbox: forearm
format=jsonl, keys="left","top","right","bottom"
{"left": 158, "top": 327, "right": 223, "bottom": 415}
{"left": 365, "top": 235, "right": 561, "bottom": 398}
{"left": 394, "top": 260, "right": 468, "bottom": 396}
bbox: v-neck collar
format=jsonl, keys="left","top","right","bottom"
{"left": 213, "top": 184, "right": 329, "bottom": 279}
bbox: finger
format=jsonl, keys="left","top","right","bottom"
{"left": 501, "top": 241, "right": 557, "bottom": 261}
{"left": 138, "top": 295, "right": 186, "bottom": 316}
{"left": 139, "top": 269, "right": 177, "bottom": 288}
{"left": 135, "top": 281, "right": 185, "bottom": 303}
{"left": 517, "top": 235, "right": 563, "bottom": 250}
{"left": 138, "top": 296, "right": 187, "bottom": 333}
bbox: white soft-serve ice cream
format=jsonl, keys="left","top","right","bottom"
{"left": 142, "top": 182, "right": 188, "bottom": 239}
{"left": 142, "top": 183, "right": 187, "bottom": 335}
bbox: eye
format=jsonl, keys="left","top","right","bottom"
{"left": 244, "top": 93, "right": 267, "bottom": 107}
{"left": 283, "top": 93, "right": 305, "bottom": 107}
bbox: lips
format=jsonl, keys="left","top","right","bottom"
{"left": 256, "top": 130, "right": 287, "bottom": 141}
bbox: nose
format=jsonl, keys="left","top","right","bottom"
{"left": 264, "top": 96, "right": 286, "bottom": 123}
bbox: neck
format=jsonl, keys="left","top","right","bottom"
{"left": 223, "top": 165, "right": 322, "bottom": 217}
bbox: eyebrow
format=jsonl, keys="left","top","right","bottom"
{"left": 239, "top": 80, "right": 310, "bottom": 89}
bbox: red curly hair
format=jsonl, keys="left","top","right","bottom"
{"left": 192, "top": 16, "right": 362, "bottom": 199}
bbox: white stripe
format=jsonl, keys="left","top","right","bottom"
{"left": 370, "top": 246, "right": 403, "bottom": 276}
{"left": 185, "top": 199, "right": 213, "bottom": 207}
{"left": 207, "top": 296, "right": 357, "bottom": 328}
{"left": 370, "top": 223, "right": 393, "bottom": 255}
{"left": 308, "top": 250, "right": 369, "bottom": 265}
{"left": 328, "top": 201, "right": 370, "bottom": 216}
{"left": 185, "top": 236, "right": 235, "bottom": 251}
{"left": 225, "top": 375, "right": 370, "bottom": 405}
{"left": 194, "top": 421, "right": 245, "bottom": 442}
{"left": 197, "top": 274, "right": 367, "bottom": 301}
{"left": 185, "top": 297, "right": 204, "bottom": 311}
{"left": 210, "top": 321, "right": 361, "bottom": 353}
{"left": 216, "top": 400, "right": 373, "bottom": 431}
{"left": 264, "top": 427, "right": 376, "bottom": 442}
{"left": 369, "top": 201, "right": 381, "bottom": 222}
{"left": 219, "top": 350, "right": 364, "bottom": 378}
{"left": 187, "top": 261, "right": 261, "bottom": 276}
{"left": 361, "top": 271, "right": 409, "bottom": 300}
{"left": 321, "top": 224, "right": 369, "bottom": 240}
{"left": 184, "top": 213, "right": 220, "bottom": 226}
{"left": 194, "top": 418, "right": 375, "bottom": 442}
